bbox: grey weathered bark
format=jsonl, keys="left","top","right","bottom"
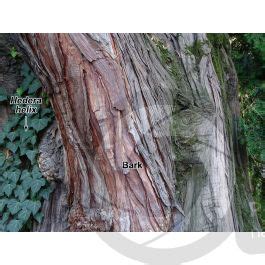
{"left": 170, "top": 34, "right": 260, "bottom": 231}
{"left": 34, "top": 121, "right": 69, "bottom": 231}
{"left": 13, "top": 33, "right": 261, "bottom": 232}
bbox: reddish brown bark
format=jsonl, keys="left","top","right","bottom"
{"left": 15, "top": 34, "right": 183, "bottom": 231}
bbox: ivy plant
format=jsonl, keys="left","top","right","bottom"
{"left": 0, "top": 62, "right": 54, "bottom": 231}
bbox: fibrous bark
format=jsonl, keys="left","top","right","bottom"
{"left": 13, "top": 33, "right": 261, "bottom": 232}
{"left": 15, "top": 33, "right": 184, "bottom": 231}
{"left": 34, "top": 121, "right": 69, "bottom": 232}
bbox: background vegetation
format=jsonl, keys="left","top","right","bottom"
{"left": 230, "top": 33, "right": 265, "bottom": 230}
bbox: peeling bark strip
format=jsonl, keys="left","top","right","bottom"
{"left": 15, "top": 33, "right": 183, "bottom": 231}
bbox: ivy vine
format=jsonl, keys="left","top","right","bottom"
{"left": 0, "top": 62, "right": 54, "bottom": 231}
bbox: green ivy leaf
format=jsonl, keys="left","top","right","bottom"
{"left": 2, "top": 183, "right": 16, "bottom": 197}
{"left": 7, "top": 169, "right": 21, "bottom": 184}
{"left": 0, "top": 185, "right": 4, "bottom": 196}
{"left": 28, "top": 79, "right": 41, "bottom": 94}
{"left": 0, "top": 152, "right": 6, "bottom": 167}
{"left": 22, "top": 200, "right": 41, "bottom": 215}
{"left": 21, "top": 176, "right": 33, "bottom": 191}
{"left": 13, "top": 156, "right": 22, "bottom": 166}
{"left": 7, "top": 131, "right": 19, "bottom": 142}
{"left": 21, "top": 63, "right": 30, "bottom": 77}
{"left": 7, "top": 199, "right": 21, "bottom": 215}
{"left": 20, "top": 130, "right": 33, "bottom": 142}
{"left": 6, "top": 141, "right": 19, "bottom": 153}
{"left": 2, "top": 171, "right": 9, "bottom": 180}
{"left": 31, "top": 135, "right": 37, "bottom": 145}
{"left": 0, "top": 131, "right": 6, "bottom": 144}
{"left": 21, "top": 73, "right": 35, "bottom": 91}
{"left": 30, "top": 118, "right": 49, "bottom": 132}
{"left": 25, "top": 150, "right": 38, "bottom": 164}
{"left": 31, "top": 178, "right": 46, "bottom": 195}
{"left": 1, "top": 212, "right": 10, "bottom": 223}
{"left": 2, "top": 122, "right": 12, "bottom": 133}
{"left": 14, "top": 185, "right": 28, "bottom": 202}
{"left": 21, "top": 170, "right": 31, "bottom": 180}
{"left": 0, "top": 199, "right": 7, "bottom": 212}
{"left": 6, "top": 219, "right": 23, "bottom": 232}
{"left": 9, "top": 116, "right": 21, "bottom": 128}
{"left": 41, "top": 108, "right": 52, "bottom": 117}
{"left": 19, "top": 145, "right": 28, "bottom": 156}
{"left": 39, "top": 186, "right": 53, "bottom": 200}
{"left": 34, "top": 212, "right": 44, "bottom": 224}
{"left": 18, "top": 208, "right": 31, "bottom": 223}
{"left": 0, "top": 94, "right": 8, "bottom": 102}
{"left": 32, "top": 165, "right": 42, "bottom": 179}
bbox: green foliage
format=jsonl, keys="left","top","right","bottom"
{"left": 153, "top": 38, "right": 172, "bottom": 65}
{"left": 30, "top": 118, "right": 49, "bottom": 132}
{"left": 231, "top": 33, "right": 265, "bottom": 230}
{"left": 185, "top": 39, "right": 205, "bottom": 62}
{"left": 9, "top": 47, "right": 19, "bottom": 59}
{"left": 0, "top": 63, "right": 54, "bottom": 232}
{"left": 206, "top": 34, "right": 231, "bottom": 86}
{"left": 151, "top": 36, "right": 182, "bottom": 83}
{"left": 207, "top": 33, "right": 230, "bottom": 52}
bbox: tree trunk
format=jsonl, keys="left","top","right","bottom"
{"left": 13, "top": 33, "right": 261, "bottom": 231}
